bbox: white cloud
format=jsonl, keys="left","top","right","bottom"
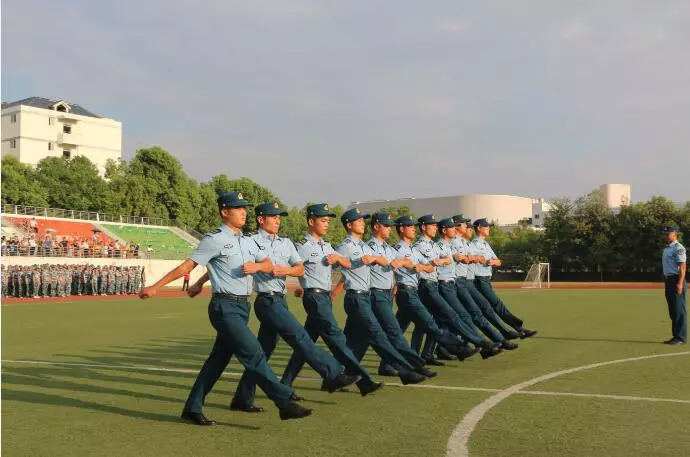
{"left": 559, "top": 21, "right": 592, "bottom": 40}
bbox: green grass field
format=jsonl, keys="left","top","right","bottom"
{"left": 2, "top": 289, "right": 689, "bottom": 457}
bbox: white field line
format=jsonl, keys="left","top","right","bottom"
{"left": 3, "top": 359, "right": 689, "bottom": 406}
{"left": 445, "top": 351, "right": 690, "bottom": 457}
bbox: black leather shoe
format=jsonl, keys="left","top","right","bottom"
{"left": 480, "top": 346, "right": 503, "bottom": 360}
{"left": 668, "top": 338, "right": 686, "bottom": 346}
{"left": 181, "top": 411, "right": 215, "bottom": 425}
{"left": 501, "top": 341, "right": 519, "bottom": 350}
{"left": 400, "top": 371, "right": 426, "bottom": 385}
{"left": 289, "top": 392, "right": 305, "bottom": 402}
{"left": 663, "top": 337, "right": 677, "bottom": 344}
{"left": 279, "top": 402, "right": 313, "bottom": 420}
{"left": 230, "top": 404, "right": 265, "bottom": 413}
{"left": 377, "top": 367, "right": 400, "bottom": 377}
{"left": 424, "top": 357, "right": 445, "bottom": 366}
{"left": 455, "top": 346, "right": 479, "bottom": 361}
{"left": 519, "top": 328, "right": 538, "bottom": 339}
{"left": 435, "top": 346, "right": 458, "bottom": 360}
{"left": 323, "top": 372, "right": 359, "bottom": 393}
{"left": 504, "top": 331, "right": 522, "bottom": 340}
{"left": 321, "top": 382, "right": 349, "bottom": 392}
{"left": 357, "top": 379, "right": 384, "bottom": 397}
{"left": 415, "top": 366, "right": 437, "bottom": 378}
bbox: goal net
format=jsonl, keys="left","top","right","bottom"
{"left": 522, "top": 262, "right": 550, "bottom": 289}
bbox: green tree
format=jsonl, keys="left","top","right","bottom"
{"left": 0, "top": 156, "right": 49, "bottom": 206}
{"left": 34, "top": 156, "right": 115, "bottom": 212}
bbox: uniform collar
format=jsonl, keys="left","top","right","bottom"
{"left": 258, "top": 228, "right": 277, "bottom": 241}
{"left": 347, "top": 234, "right": 362, "bottom": 244}
{"left": 668, "top": 240, "right": 679, "bottom": 247}
{"left": 220, "top": 224, "right": 242, "bottom": 237}
{"left": 306, "top": 232, "right": 323, "bottom": 245}
{"left": 369, "top": 237, "right": 384, "bottom": 246}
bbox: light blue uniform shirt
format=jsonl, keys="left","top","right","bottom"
{"left": 451, "top": 237, "right": 470, "bottom": 278}
{"left": 367, "top": 237, "right": 397, "bottom": 290}
{"left": 295, "top": 233, "right": 336, "bottom": 290}
{"left": 189, "top": 224, "right": 258, "bottom": 295}
{"left": 392, "top": 240, "right": 427, "bottom": 287}
{"left": 436, "top": 238, "right": 456, "bottom": 281}
{"left": 662, "top": 241, "right": 687, "bottom": 276}
{"left": 336, "top": 235, "right": 373, "bottom": 292}
{"left": 414, "top": 236, "right": 443, "bottom": 282}
{"left": 252, "top": 229, "right": 302, "bottom": 294}
{"left": 470, "top": 237, "right": 497, "bottom": 278}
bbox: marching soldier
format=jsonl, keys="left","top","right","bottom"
{"left": 281, "top": 203, "right": 384, "bottom": 396}
{"left": 229, "top": 202, "right": 357, "bottom": 413}
{"left": 140, "top": 192, "right": 311, "bottom": 425}
{"left": 471, "top": 219, "right": 537, "bottom": 339}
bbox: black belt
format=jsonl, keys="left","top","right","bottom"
{"left": 212, "top": 293, "right": 249, "bottom": 302}
{"left": 257, "top": 291, "right": 285, "bottom": 298}
{"left": 418, "top": 279, "right": 438, "bottom": 286}
{"left": 439, "top": 279, "right": 456, "bottom": 284}
{"left": 346, "top": 289, "right": 370, "bottom": 296}
{"left": 304, "top": 288, "right": 329, "bottom": 295}
{"left": 370, "top": 287, "right": 392, "bottom": 293}
{"left": 396, "top": 284, "right": 418, "bottom": 290}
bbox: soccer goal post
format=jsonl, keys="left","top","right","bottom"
{"left": 522, "top": 262, "right": 550, "bottom": 289}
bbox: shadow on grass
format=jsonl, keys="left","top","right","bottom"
{"left": 1, "top": 388, "right": 260, "bottom": 430}
{"left": 534, "top": 336, "right": 663, "bottom": 345}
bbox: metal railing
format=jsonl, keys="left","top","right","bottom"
{"left": 1, "top": 203, "right": 175, "bottom": 227}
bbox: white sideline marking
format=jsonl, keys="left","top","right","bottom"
{"left": 4, "top": 359, "right": 690, "bottom": 407}
{"left": 445, "top": 351, "right": 690, "bottom": 457}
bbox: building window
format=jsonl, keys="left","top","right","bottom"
{"left": 56, "top": 104, "right": 67, "bottom": 112}
{"left": 49, "top": 117, "right": 54, "bottom": 126}
{"left": 63, "top": 150, "right": 71, "bottom": 159}
{"left": 48, "top": 142, "right": 53, "bottom": 151}
{"left": 10, "top": 139, "right": 16, "bottom": 148}
{"left": 11, "top": 114, "right": 17, "bottom": 123}
{"left": 534, "top": 214, "right": 540, "bottom": 219}
{"left": 63, "top": 125, "right": 72, "bottom": 134}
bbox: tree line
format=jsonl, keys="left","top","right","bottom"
{"left": 2, "top": 147, "right": 687, "bottom": 274}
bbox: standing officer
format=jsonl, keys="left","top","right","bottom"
{"left": 471, "top": 219, "right": 537, "bottom": 338}
{"left": 229, "top": 202, "right": 357, "bottom": 413}
{"left": 361, "top": 212, "right": 429, "bottom": 376}
{"left": 139, "top": 192, "right": 311, "bottom": 425}
{"left": 390, "top": 215, "right": 478, "bottom": 362}
{"left": 99, "top": 266, "right": 107, "bottom": 296}
{"left": 32, "top": 267, "right": 41, "bottom": 298}
{"left": 662, "top": 226, "right": 687, "bottom": 345}
{"left": 335, "top": 208, "right": 430, "bottom": 385}
{"left": 1, "top": 265, "right": 7, "bottom": 298}
{"left": 281, "top": 203, "right": 383, "bottom": 396}
{"left": 413, "top": 215, "right": 500, "bottom": 361}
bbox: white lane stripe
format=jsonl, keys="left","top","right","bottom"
{"left": 4, "top": 359, "right": 689, "bottom": 407}
{"left": 445, "top": 351, "right": 690, "bottom": 457}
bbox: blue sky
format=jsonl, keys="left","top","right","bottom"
{"left": 3, "top": 0, "right": 689, "bottom": 206}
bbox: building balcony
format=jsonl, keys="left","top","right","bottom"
{"left": 57, "top": 132, "right": 82, "bottom": 145}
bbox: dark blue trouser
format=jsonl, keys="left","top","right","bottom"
{"left": 183, "top": 296, "right": 293, "bottom": 414}
{"left": 455, "top": 278, "right": 505, "bottom": 342}
{"left": 232, "top": 293, "right": 343, "bottom": 408}
{"left": 281, "top": 290, "right": 372, "bottom": 387}
{"left": 665, "top": 276, "right": 687, "bottom": 341}
{"left": 343, "top": 291, "right": 417, "bottom": 375}
{"left": 438, "top": 281, "right": 487, "bottom": 346}
{"left": 473, "top": 276, "right": 524, "bottom": 331}
{"left": 465, "top": 278, "right": 515, "bottom": 336}
{"left": 394, "top": 286, "right": 466, "bottom": 353}
{"left": 414, "top": 280, "right": 481, "bottom": 358}
{"left": 366, "top": 289, "right": 425, "bottom": 371}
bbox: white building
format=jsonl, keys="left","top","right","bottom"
{"left": 1, "top": 97, "right": 121, "bottom": 175}
{"left": 599, "top": 184, "right": 631, "bottom": 211}
{"left": 350, "top": 194, "right": 546, "bottom": 228}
